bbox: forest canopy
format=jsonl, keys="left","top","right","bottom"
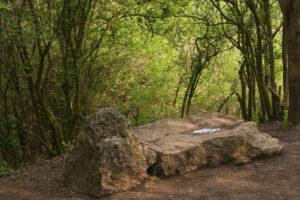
{"left": 0, "top": 0, "right": 298, "bottom": 170}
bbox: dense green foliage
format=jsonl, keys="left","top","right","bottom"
{"left": 0, "top": 0, "right": 290, "bottom": 169}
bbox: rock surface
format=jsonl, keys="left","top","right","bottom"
{"left": 63, "top": 108, "right": 147, "bottom": 197}
{"left": 64, "top": 110, "right": 283, "bottom": 196}
{"left": 134, "top": 112, "right": 284, "bottom": 177}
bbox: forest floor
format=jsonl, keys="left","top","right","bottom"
{"left": 0, "top": 122, "right": 299, "bottom": 200}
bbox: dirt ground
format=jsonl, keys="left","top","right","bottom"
{"left": 0, "top": 122, "right": 299, "bottom": 200}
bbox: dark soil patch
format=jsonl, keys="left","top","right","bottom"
{"left": 0, "top": 122, "right": 299, "bottom": 200}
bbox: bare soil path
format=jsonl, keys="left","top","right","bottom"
{"left": 0, "top": 122, "right": 299, "bottom": 200}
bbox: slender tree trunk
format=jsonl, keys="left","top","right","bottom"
{"left": 181, "top": 60, "right": 203, "bottom": 117}
{"left": 255, "top": 19, "right": 273, "bottom": 121}
{"left": 181, "top": 77, "right": 192, "bottom": 117}
{"left": 173, "top": 75, "right": 184, "bottom": 107}
{"left": 282, "top": 18, "right": 289, "bottom": 108}
{"left": 264, "top": 0, "right": 281, "bottom": 120}
{"left": 186, "top": 72, "right": 202, "bottom": 116}
{"left": 238, "top": 63, "right": 248, "bottom": 120}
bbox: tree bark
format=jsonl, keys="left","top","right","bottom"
{"left": 282, "top": 20, "right": 289, "bottom": 108}
{"left": 281, "top": 0, "right": 300, "bottom": 124}
{"left": 263, "top": 0, "right": 281, "bottom": 120}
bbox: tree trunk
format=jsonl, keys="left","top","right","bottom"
{"left": 238, "top": 63, "right": 248, "bottom": 120}
{"left": 263, "top": 0, "right": 281, "bottom": 120}
{"left": 282, "top": 0, "right": 300, "bottom": 124}
{"left": 282, "top": 11, "right": 289, "bottom": 108}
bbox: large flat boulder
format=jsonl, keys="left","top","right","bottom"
{"left": 134, "top": 113, "right": 283, "bottom": 177}
{"left": 64, "top": 110, "right": 283, "bottom": 196}
{"left": 63, "top": 108, "right": 147, "bottom": 197}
